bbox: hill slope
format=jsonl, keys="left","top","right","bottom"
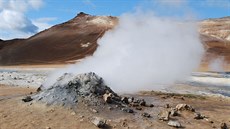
{"left": 0, "top": 12, "right": 117, "bottom": 65}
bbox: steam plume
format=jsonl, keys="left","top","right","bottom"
{"left": 209, "top": 58, "right": 225, "bottom": 72}
{"left": 44, "top": 12, "right": 204, "bottom": 93}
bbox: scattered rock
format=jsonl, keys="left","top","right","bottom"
{"left": 194, "top": 112, "right": 205, "bottom": 119}
{"left": 128, "top": 97, "right": 134, "bottom": 103}
{"left": 121, "top": 97, "right": 129, "bottom": 104}
{"left": 70, "top": 112, "right": 76, "bottom": 115}
{"left": 22, "top": 96, "right": 33, "bottom": 102}
{"left": 108, "top": 107, "right": 112, "bottom": 110}
{"left": 165, "top": 104, "right": 170, "bottom": 108}
{"left": 139, "top": 99, "right": 146, "bottom": 106}
{"left": 91, "top": 117, "right": 106, "bottom": 128}
{"left": 170, "top": 108, "right": 179, "bottom": 116}
{"left": 122, "top": 121, "right": 128, "bottom": 127}
{"left": 142, "top": 112, "right": 151, "bottom": 118}
{"left": 45, "top": 127, "right": 51, "bottom": 129}
{"left": 47, "top": 109, "right": 55, "bottom": 113}
{"left": 175, "top": 104, "right": 195, "bottom": 112}
{"left": 147, "top": 104, "right": 154, "bottom": 107}
{"left": 220, "top": 122, "right": 228, "bottom": 129}
{"left": 79, "top": 115, "right": 84, "bottom": 118}
{"left": 90, "top": 108, "right": 98, "bottom": 113}
{"left": 204, "top": 118, "right": 213, "bottom": 123}
{"left": 158, "top": 110, "right": 170, "bottom": 121}
{"left": 168, "top": 120, "right": 182, "bottom": 128}
{"left": 121, "top": 108, "right": 134, "bottom": 113}
{"left": 103, "top": 93, "right": 112, "bottom": 103}
{"left": 129, "top": 102, "right": 139, "bottom": 107}
{"left": 135, "top": 107, "right": 142, "bottom": 110}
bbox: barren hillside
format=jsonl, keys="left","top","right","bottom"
{"left": 0, "top": 12, "right": 117, "bottom": 65}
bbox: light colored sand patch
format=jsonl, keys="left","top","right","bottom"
{"left": 81, "top": 42, "right": 91, "bottom": 48}
{"left": 87, "top": 16, "right": 115, "bottom": 26}
{"left": 0, "top": 72, "right": 47, "bottom": 88}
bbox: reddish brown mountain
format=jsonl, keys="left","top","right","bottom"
{"left": 0, "top": 12, "right": 117, "bottom": 65}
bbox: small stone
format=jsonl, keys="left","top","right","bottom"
{"left": 90, "top": 108, "right": 98, "bottom": 113}
{"left": 142, "top": 112, "right": 151, "bottom": 118}
{"left": 165, "top": 104, "right": 170, "bottom": 108}
{"left": 158, "top": 110, "right": 170, "bottom": 121}
{"left": 46, "top": 127, "right": 51, "bottom": 129}
{"left": 168, "top": 120, "right": 182, "bottom": 128}
{"left": 22, "top": 96, "right": 33, "bottom": 102}
{"left": 128, "top": 97, "right": 134, "bottom": 103}
{"left": 139, "top": 99, "right": 146, "bottom": 106}
{"left": 194, "top": 112, "right": 205, "bottom": 119}
{"left": 121, "top": 97, "right": 129, "bottom": 104}
{"left": 175, "top": 104, "right": 195, "bottom": 112}
{"left": 122, "top": 121, "right": 128, "bottom": 127}
{"left": 71, "top": 112, "right": 76, "bottom": 115}
{"left": 91, "top": 117, "right": 106, "bottom": 128}
{"left": 79, "top": 115, "right": 84, "bottom": 118}
{"left": 130, "top": 102, "right": 139, "bottom": 107}
{"left": 121, "top": 108, "right": 134, "bottom": 113}
{"left": 135, "top": 107, "right": 142, "bottom": 110}
{"left": 220, "top": 122, "right": 228, "bottom": 129}
{"left": 47, "top": 109, "right": 55, "bottom": 113}
{"left": 170, "top": 108, "right": 178, "bottom": 116}
{"left": 103, "top": 93, "right": 113, "bottom": 103}
{"left": 149, "top": 104, "right": 154, "bottom": 107}
{"left": 204, "top": 118, "right": 214, "bottom": 123}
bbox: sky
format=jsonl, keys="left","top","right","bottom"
{"left": 0, "top": 0, "right": 229, "bottom": 40}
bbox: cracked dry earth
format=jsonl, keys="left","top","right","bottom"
{"left": 0, "top": 84, "right": 230, "bottom": 129}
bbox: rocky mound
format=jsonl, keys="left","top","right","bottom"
{"left": 31, "top": 72, "right": 117, "bottom": 106}
{"left": 23, "top": 72, "right": 154, "bottom": 112}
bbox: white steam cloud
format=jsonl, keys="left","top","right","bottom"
{"left": 44, "top": 12, "right": 204, "bottom": 93}
{"left": 209, "top": 58, "right": 225, "bottom": 72}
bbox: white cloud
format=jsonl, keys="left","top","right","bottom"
{"left": 0, "top": 0, "right": 48, "bottom": 40}
{"left": 32, "top": 17, "right": 57, "bottom": 32}
{"left": 0, "top": 0, "right": 44, "bottom": 12}
{"left": 0, "top": 10, "right": 38, "bottom": 33}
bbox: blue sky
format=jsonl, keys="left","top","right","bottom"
{"left": 27, "top": 0, "right": 230, "bottom": 24}
{"left": 0, "top": 0, "right": 229, "bottom": 39}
